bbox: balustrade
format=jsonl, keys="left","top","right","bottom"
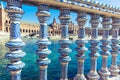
{"left": 3, "top": 0, "right": 120, "bottom": 80}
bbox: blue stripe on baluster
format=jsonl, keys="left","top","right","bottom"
{"left": 10, "top": 23, "right": 20, "bottom": 39}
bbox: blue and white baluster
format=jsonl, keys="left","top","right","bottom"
{"left": 99, "top": 17, "right": 111, "bottom": 80}
{"left": 58, "top": 8, "right": 72, "bottom": 80}
{"left": 87, "top": 14, "right": 100, "bottom": 80}
{"left": 5, "top": 0, "right": 26, "bottom": 80}
{"left": 36, "top": 4, "right": 51, "bottom": 80}
{"left": 74, "top": 12, "right": 87, "bottom": 80}
{"left": 109, "top": 18, "right": 120, "bottom": 77}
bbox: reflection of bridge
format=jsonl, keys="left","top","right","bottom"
{"left": 2, "top": 0, "right": 120, "bottom": 80}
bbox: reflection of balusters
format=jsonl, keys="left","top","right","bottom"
{"left": 74, "top": 12, "right": 87, "bottom": 80}
{"left": 87, "top": 14, "right": 100, "bottom": 80}
{"left": 99, "top": 17, "right": 111, "bottom": 80}
{"left": 5, "top": 0, "right": 26, "bottom": 80}
{"left": 58, "top": 8, "right": 72, "bottom": 80}
{"left": 36, "top": 4, "right": 51, "bottom": 80}
{"left": 109, "top": 18, "right": 120, "bottom": 77}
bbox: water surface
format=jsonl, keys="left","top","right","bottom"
{"left": 0, "top": 38, "right": 120, "bottom": 80}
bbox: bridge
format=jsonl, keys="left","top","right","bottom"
{"left": 2, "top": 0, "right": 120, "bottom": 80}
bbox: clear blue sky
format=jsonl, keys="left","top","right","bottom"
{"left": 1, "top": 0, "right": 120, "bottom": 26}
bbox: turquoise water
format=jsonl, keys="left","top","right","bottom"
{"left": 0, "top": 38, "right": 120, "bottom": 80}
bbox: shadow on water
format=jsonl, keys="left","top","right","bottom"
{"left": 0, "top": 38, "right": 119, "bottom": 80}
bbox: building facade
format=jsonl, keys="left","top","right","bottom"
{"left": 0, "top": 2, "right": 78, "bottom": 37}
{"left": 48, "top": 18, "right": 78, "bottom": 36}
{"left": 0, "top": 2, "right": 118, "bottom": 37}
{"left": 0, "top": 2, "right": 39, "bottom": 35}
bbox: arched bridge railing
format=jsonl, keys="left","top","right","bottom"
{"left": 2, "top": 0, "right": 120, "bottom": 80}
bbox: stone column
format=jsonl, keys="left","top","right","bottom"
{"left": 99, "top": 17, "right": 111, "bottom": 80}
{"left": 58, "top": 8, "right": 72, "bottom": 80}
{"left": 5, "top": 0, "right": 26, "bottom": 80}
{"left": 36, "top": 4, "right": 51, "bottom": 80}
{"left": 109, "top": 18, "right": 120, "bottom": 77}
{"left": 87, "top": 14, "right": 100, "bottom": 80}
{"left": 74, "top": 12, "right": 87, "bottom": 80}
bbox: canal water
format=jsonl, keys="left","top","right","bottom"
{"left": 0, "top": 38, "right": 119, "bottom": 80}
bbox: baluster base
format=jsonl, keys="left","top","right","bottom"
{"left": 99, "top": 77, "right": 109, "bottom": 80}
{"left": 74, "top": 74, "right": 86, "bottom": 80}
{"left": 99, "top": 68, "right": 110, "bottom": 80}
{"left": 118, "top": 64, "right": 120, "bottom": 73}
{"left": 109, "top": 65, "right": 119, "bottom": 77}
{"left": 87, "top": 71, "right": 99, "bottom": 80}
